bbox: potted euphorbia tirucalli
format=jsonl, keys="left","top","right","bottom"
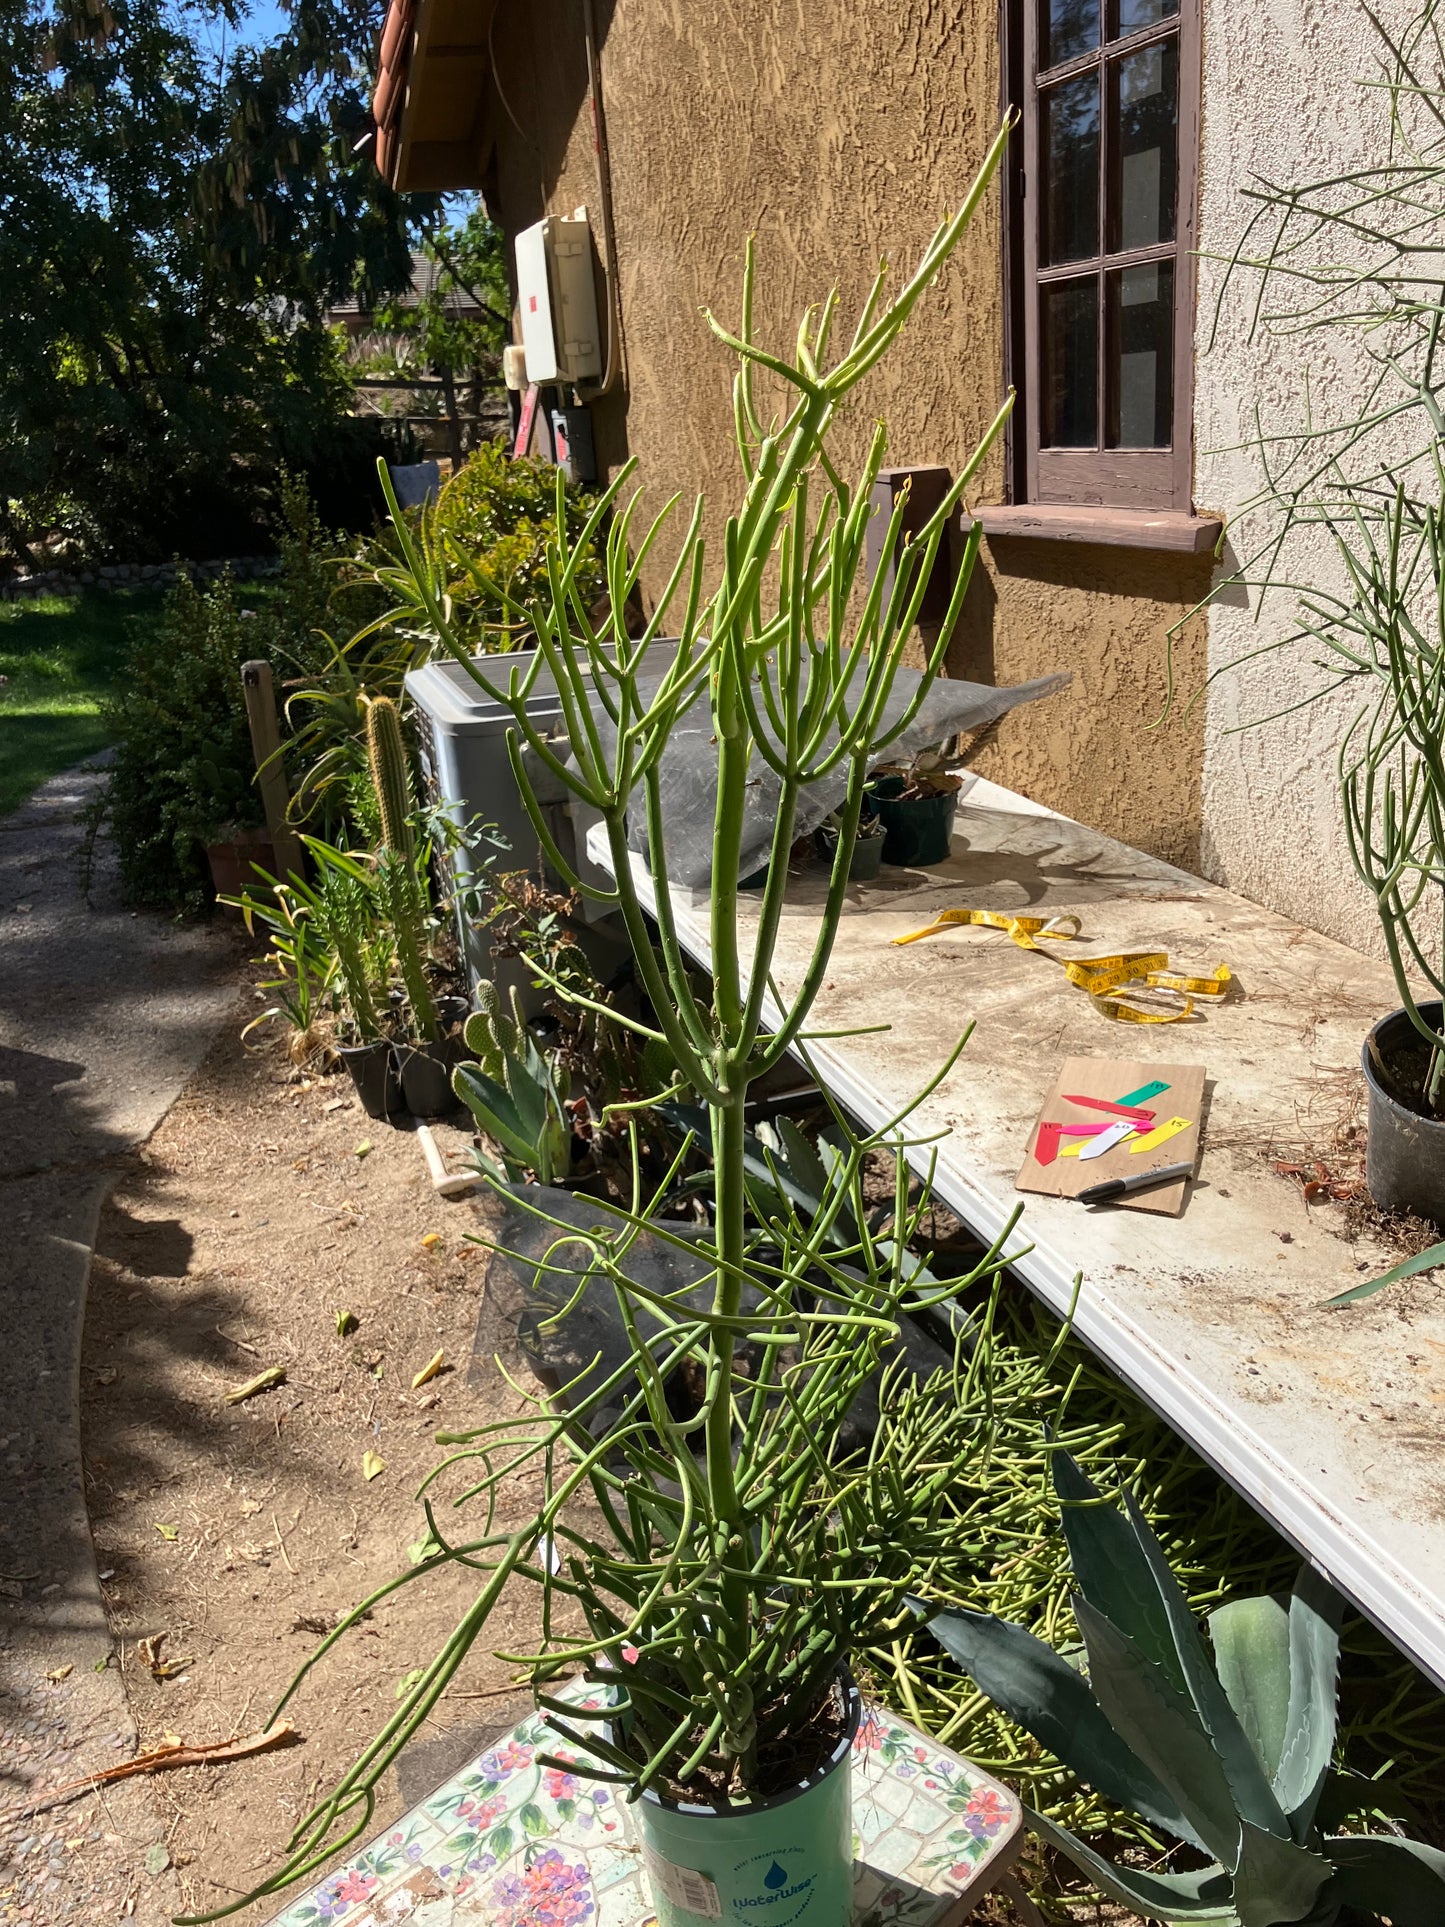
{"left": 187, "top": 118, "right": 1022, "bottom": 1927}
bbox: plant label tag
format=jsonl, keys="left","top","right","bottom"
{"left": 1115, "top": 1079, "right": 1170, "bottom": 1107}
{"left": 643, "top": 1844, "right": 723, "bottom": 1918}
{"left": 1075, "top": 1118, "right": 1138, "bottom": 1161}
{"left": 1127, "top": 1115, "right": 1193, "bottom": 1154}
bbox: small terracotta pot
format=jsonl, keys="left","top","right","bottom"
{"left": 206, "top": 827, "right": 276, "bottom": 912}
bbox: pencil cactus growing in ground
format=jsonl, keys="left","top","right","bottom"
{"left": 926, "top": 1454, "right": 1445, "bottom": 1926}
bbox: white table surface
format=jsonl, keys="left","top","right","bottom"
{"left": 585, "top": 778, "right": 1445, "bottom": 1690}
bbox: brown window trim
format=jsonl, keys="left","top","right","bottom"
{"left": 961, "top": 503, "right": 1221, "bottom": 551}
{"left": 1003, "top": 0, "right": 1201, "bottom": 514}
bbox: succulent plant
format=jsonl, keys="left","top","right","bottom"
{"left": 926, "top": 1454, "right": 1445, "bottom": 1926}
{"left": 453, "top": 986, "right": 573, "bottom": 1183}
{"left": 363, "top": 695, "right": 438, "bottom": 1043}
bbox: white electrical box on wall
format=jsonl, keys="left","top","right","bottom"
{"left": 514, "top": 213, "right": 602, "bottom": 386}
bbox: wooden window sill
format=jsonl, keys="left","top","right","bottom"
{"left": 961, "top": 504, "right": 1223, "bottom": 554}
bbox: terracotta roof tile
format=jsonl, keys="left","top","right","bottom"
{"left": 371, "top": 0, "right": 416, "bottom": 182}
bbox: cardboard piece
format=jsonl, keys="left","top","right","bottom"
{"left": 1016, "top": 1056, "right": 1206, "bottom": 1215}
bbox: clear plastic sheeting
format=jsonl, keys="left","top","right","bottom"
{"left": 485, "top": 1185, "right": 955, "bottom": 1460}
{"left": 587, "top": 664, "right": 1069, "bottom": 889}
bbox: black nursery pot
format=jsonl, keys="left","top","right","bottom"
{"left": 870, "top": 777, "right": 958, "bottom": 868}
{"left": 1362, "top": 1001, "right": 1445, "bottom": 1225}
{"left": 396, "top": 1040, "right": 457, "bottom": 1119}
{"left": 337, "top": 1039, "right": 403, "bottom": 1120}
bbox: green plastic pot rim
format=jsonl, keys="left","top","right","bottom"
{"left": 626, "top": 1673, "right": 861, "bottom": 1821}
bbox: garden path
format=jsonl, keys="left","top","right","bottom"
{"left": 0, "top": 757, "right": 243, "bottom": 1921}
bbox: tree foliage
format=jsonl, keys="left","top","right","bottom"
{"left": 0, "top": 0, "right": 434, "bottom": 566}
{"left": 371, "top": 205, "right": 511, "bottom": 377}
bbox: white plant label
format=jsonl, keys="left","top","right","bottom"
{"left": 643, "top": 1843, "right": 722, "bottom": 1918}
{"left": 1076, "top": 1117, "right": 1137, "bottom": 1161}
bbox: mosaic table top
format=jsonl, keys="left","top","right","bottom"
{"left": 267, "top": 1680, "right": 1024, "bottom": 1926}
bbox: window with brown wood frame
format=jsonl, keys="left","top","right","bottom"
{"left": 1003, "top": 0, "right": 1201, "bottom": 511}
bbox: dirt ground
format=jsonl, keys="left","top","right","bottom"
{"left": 73, "top": 988, "right": 553, "bottom": 1925}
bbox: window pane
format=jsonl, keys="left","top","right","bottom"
{"left": 1042, "top": 276, "right": 1099, "bottom": 446}
{"left": 1042, "top": 73, "right": 1100, "bottom": 265}
{"left": 1043, "top": 0, "right": 1100, "bottom": 66}
{"left": 1109, "top": 40, "right": 1178, "bottom": 250}
{"left": 1113, "top": 0, "right": 1179, "bottom": 38}
{"left": 1106, "top": 261, "right": 1174, "bottom": 446}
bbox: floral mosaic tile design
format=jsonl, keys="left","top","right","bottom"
{"left": 268, "top": 1684, "right": 1022, "bottom": 1926}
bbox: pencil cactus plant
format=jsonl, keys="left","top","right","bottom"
{"left": 187, "top": 122, "right": 1033, "bottom": 1923}
{"left": 926, "top": 1454, "right": 1445, "bottom": 1926}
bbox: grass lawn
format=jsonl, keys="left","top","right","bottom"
{"left": 0, "top": 588, "right": 165, "bottom": 816}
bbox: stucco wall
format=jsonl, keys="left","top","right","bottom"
{"left": 484, "top": 0, "right": 1208, "bottom": 868}
{"left": 1193, "top": 0, "right": 1417, "bottom": 951}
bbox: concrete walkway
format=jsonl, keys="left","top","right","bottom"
{"left": 0, "top": 758, "right": 242, "bottom": 1921}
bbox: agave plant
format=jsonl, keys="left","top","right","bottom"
{"left": 926, "top": 1454, "right": 1445, "bottom": 1926}
{"left": 452, "top": 980, "right": 575, "bottom": 1184}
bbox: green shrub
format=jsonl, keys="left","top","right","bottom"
{"left": 354, "top": 442, "right": 605, "bottom": 656}
{"left": 103, "top": 478, "right": 342, "bottom": 914}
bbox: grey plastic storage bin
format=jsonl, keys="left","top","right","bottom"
{"left": 405, "top": 651, "right": 614, "bottom": 990}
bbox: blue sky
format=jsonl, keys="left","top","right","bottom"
{"left": 238, "top": 1, "right": 289, "bottom": 43}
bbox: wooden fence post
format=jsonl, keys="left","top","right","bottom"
{"left": 240, "top": 660, "right": 306, "bottom": 884}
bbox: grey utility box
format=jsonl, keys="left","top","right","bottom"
{"left": 404, "top": 651, "right": 616, "bottom": 992}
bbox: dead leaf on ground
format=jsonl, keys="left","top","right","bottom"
{"left": 136, "top": 1633, "right": 191, "bottom": 1679}
{"left": 238, "top": 1498, "right": 263, "bottom": 1517}
{"left": 410, "top": 1349, "right": 447, "bottom": 1391}
{"left": 361, "top": 1450, "right": 385, "bottom": 1482}
{"left": 8, "top": 1723, "right": 302, "bottom": 1820}
{"left": 224, "top": 1365, "right": 286, "bottom": 1405}
{"left": 44, "top": 1664, "right": 73, "bottom": 1683}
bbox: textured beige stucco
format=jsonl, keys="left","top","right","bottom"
{"left": 1193, "top": 0, "right": 1416, "bottom": 951}
{"left": 482, "top": 0, "right": 1209, "bottom": 868}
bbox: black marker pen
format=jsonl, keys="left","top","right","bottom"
{"left": 1077, "top": 1161, "right": 1196, "bottom": 1207}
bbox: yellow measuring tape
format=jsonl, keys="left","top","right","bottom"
{"left": 892, "top": 908, "right": 1231, "bottom": 1024}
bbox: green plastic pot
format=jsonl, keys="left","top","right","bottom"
{"left": 813, "top": 824, "right": 886, "bottom": 881}
{"left": 870, "top": 777, "right": 958, "bottom": 867}
{"left": 634, "top": 1678, "right": 860, "bottom": 1925}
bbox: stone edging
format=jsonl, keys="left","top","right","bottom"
{"left": 1, "top": 555, "right": 282, "bottom": 601}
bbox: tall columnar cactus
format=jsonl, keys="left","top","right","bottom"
{"left": 365, "top": 696, "right": 416, "bottom": 864}
{"left": 363, "top": 697, "right": 438, "bottom": 1043}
